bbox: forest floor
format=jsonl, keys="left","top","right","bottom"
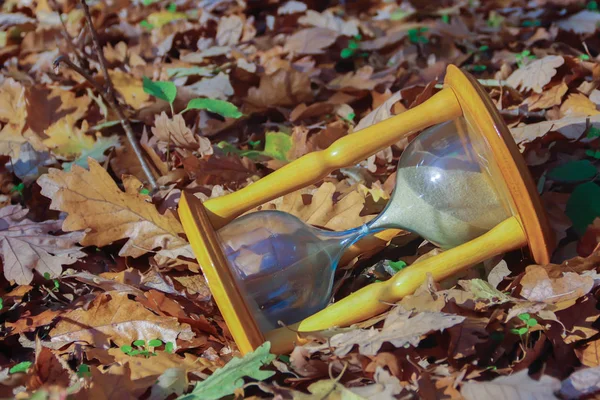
{"left": 1, "top": 0, "right": 600, "bottom": 399}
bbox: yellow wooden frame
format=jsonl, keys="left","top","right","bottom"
{"left": 178, "top": 65, "right": 554, "bottom": 355}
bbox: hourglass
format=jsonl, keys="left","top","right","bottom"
{"left": 178, "top": 65, "right": 554, "bottom": 355}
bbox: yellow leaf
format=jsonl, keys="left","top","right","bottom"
{"left": 559, "top": 93, "right": 600, "bottom": 118}
{"left": 147, "top": 11, "right": 187, "bottom": 28}
{"left": 109, "top": 70, "right": 150, "bottom": 110}
{"left": 0, "top": 78, "right": 28, "bottom": 156}
{"left": 43, "top": 116, "right": 95, "bottom": 157}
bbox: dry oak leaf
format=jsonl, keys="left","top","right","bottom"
{"left": 151, "top": 112, "right": 213, "bottom": 155}
{"left": 284, "top": 28, "right": 338, "bottom": 55}
{"left": 274, "top": 182, "right": 370, "bottom": 231}
{"left": 216, "top": 15, "right": 243, "bottom": 46}
{"left": 523, "top": 82, "right": 568, "bottom": 111}
{"left": 557, "top": 10, "right": 600, "bottom": 34}
{"left": 519, "top": 265, "right": 594, "bottom": 304}
{"left": 510, "top": 115, "right": 600, "bottom": 150}
{"left": 246, "top": 68, "right": 313, "bottom": 110}
{"left": 0, "top": 204, "right": 85, "bottom": 285}
{"left": 461, "top": 370, "right": 561, "bottom": 400}
{"left": 328, "top": 66, "right": 394, "bottom": 92}
{"left": 559, "top": 93, "right": 600, "bottom": 118}
{"left": 579, "top": 338, "right": 600, "bottom": 367}
{"left": 507, "top": 55, "right": 564, "bottom": 94}
{"left": 50, "top": 291, "right": 194, "bottom": 348}
{"left": 0, "top": 78, "right": 30, "bottom": 157}
{"left": 37, "top": 159, "right": 193, "bottom": 259}
{"left": 109, "top": 70, "right": 150, "bottom": 110}
{"left": 43, "top": 116, "right": 95, "bottom": 157}
{"left": 321, "top": 308, "right": 465, "bottom": 356}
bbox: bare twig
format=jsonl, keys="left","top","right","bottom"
{"left": 54, "top": 0, "right": 158, "bottom": 190}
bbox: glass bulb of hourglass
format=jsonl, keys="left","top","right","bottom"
{"left": 217, "top": 118, "right": 514, "bottom": 334}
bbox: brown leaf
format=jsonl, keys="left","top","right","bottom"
{"left": 507, "top": 55, "right": 564, "bottom": 93}
{"left": 519, "top": 265, "right": 594, "bottom": 304}
{"left": 109, "top": 70, "right": 150, "bottom": 110}
{"left": 151, "top": 112, "right": 213, "bottom": 155}
{"left": 510, "top": 115, "right": 600, "bottom": 150}
{"left": 0, "top": 78, "right": 30, "bottom": 157}
{"left": 523, "top": 82, "right": 568, "bottom": 111}
{"left": 558, "top": 10, "right": 600, "bottom": 34}
{"left": 50, "top": 291, "right": 194, "bottom": 348}
{"left": 461, "top": 370, "right": 561, "bottom": 400}
{"left": 0, "top": 205, "right": 85, "bottom": 285}
{"left": 355, "top": 91, "right": 403, "bottom": 131}
{"left": 37, "top": 159, "right": 193, "bottom": 259}
{"left": 183, "top": 73, "right": 234, "bottom": 101}
{"left": 216, "top": 15, "right": 243, "bottom": 46}
{"left": 5, "top": 309, "right": 61, "bottom": 334}
{"left": 579, "top": 339, "right": 600, "bottom": 367}
{"left": 559, "top": 93, "right": 600, "bottom": 118}
{"left": 298, "top": 10, "right": 359, "bottom": 36}
{"left": 318, "top": 308, "right": 464, "bottom": 356}
{"left": 284, "top": 28, "right": 338, "bottom": 55}
{"left": 328, "top": 66, "right": 394, "bottom": 92}
{"left": 246, "top": 69, "right": 313, "bottom": 110}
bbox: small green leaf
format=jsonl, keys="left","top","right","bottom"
{"left": 149, "top": 339, "right": 163, "bottom": 347}
{"left": 143, "top": 77, "right": 177, "bottom": 104}
{"left": 0, "top": 298, "right": 3, "bottom": 310}
{"left": 588, "top": 1, "right": 598, "bottom": 11}
{"left": 121, "top": 345, "right": 133, "bottom": 354}
{"left": 518, "top": 313, "right": 531, "bottom": 322}
{"left": 52, "top": 279, "right": 60, "bottom": 292}
{"left": 10, "top": 182, "right": 24, "bottom": 194}
{"left": 43, "top": 272, "right": 51, "bottom": 279}
{"left": 340, "top": 47, "right": 355, "bottom": 59}
{"left": 347, "top": 40, "right": 359, "bottom": 50}
{"left": 166, "top": 3, "right": 177, "bottom": 12}
{"left": 77, "top": 364, "right": 91, "bottom": 378}
{"left": 140, "top": 188, "right": 150, "bottom": 195}
{"left": 9, "top": 361, "right": 32, "bottom": 374}
{"left": 263, "top": 131, "right": 292, "bottom": 161}
{"left": 566, "top": 182, "right": 600, "bottom": 235}
{"left": 248, "top": 140, "right": 261, "bottom": 149}
{"left": 129, "top": 350, "right": 142, "bottom": 356}
{"left": 388, "top": 260, "right": 407, "bottom": 273}
{"left": 184, "top": 98, "right": 242, "bottom": 118}
{"left": 587, "top": 126, "right": 600, "bottom": 138}
{"left": 548, "top": 160, "right": 597, "bottom": 183}
{"left": 579, "top": 54, "right": 591, "bottom": 61}
{"left": 142, "top": 0, "right": 157, "bottom": 5}
{"left": 179, "top": 342, "right": 275, "bottom": 400}
{"left": 586, "top": 149, "right": 600, "bottom": 159}
{"left": 479, "top": 45, "right": 489, "bottom": 52}
{"left": 471, "top": 64, "right": 487, "bottom": 72}
{"left": 165, "top": 342, "right": 175, "bottom": 353}
{"left": 140, "top": 20, "right": 154, "bottom": 30}
{"left": 133, "top": 339, "right": 146, "bottom": 347}
{"left": 518, "top": 327, "right": 529, "bottom": 335}
{"left": 441, "top": 14, "right": 450, "bottom": 24}
{"left": 527, "top": 318, "right": 538, "bottom": 327}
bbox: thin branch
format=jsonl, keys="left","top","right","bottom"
{"left": 53, "top": 0, "right": 159, "bottom": 190}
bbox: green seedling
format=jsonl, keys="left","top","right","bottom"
{"left": 441, "top": 14, "right": 450, "bottom": 24}
{"left": 586, "top": 126, "right": 600, "bottom": 139}
{"left": 487, "top": 11, "right": 504, "bottom": 28}
{"left": 579, "top": 54, "right": 591, "bottom": 61}
{"left": 341, "top": 34, "right": 367, "bottom": 59}
{"left": 9, "top": 361, "right": 32, "bottom": 374}
{"left": 140, "top": 20, "right": 154, "bottom": 30}
{"left": 470, "top": 64, "right": 487, "bottom": 72}
{"left": 143, "top": 77, "right": 177, "bottom": 114}
{"left": 408, "top": 27, "right": 428, "bottom": 44}
{"left": 516, "top": 50, "right": 536, "bottom": 68}
{"left": 248, "top": 140, "right": 261, "bottom": 149}
{"left": 388, "top": 260, "right": 407, "bottom": 273}
{"left": 510, "top": 313, "right": 538, "bottom": 337}
{"left": 166, "top": 3, "right": 176, "bottom": 12}
{"left": 121, "top": 339, "right": 173, "bottom": 358}
{"left": 43, "top": 272, "right": 60, "bottom": 292}
{"left": 139, "top": 188, "right": 150, "bottom": 195}
{"left": 588, "top": 1, "right": 599, "bottom": 11}
{"left": 10, "top": 182, "right": 24, "bottom": 196}
{"left": 76, "top": 364, "right": 91, "bottom": 378}
{"left": 181, "top": 98, "right": 243, "bottom": 119}
{"left": 586, "top": 149, "right": 600, "bottom": 159}
{"left": 0, "top": 298, "right": 3, "bottom": 311}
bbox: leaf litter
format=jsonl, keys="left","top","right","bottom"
{"left": 1, "top": 0, "right": 600, "bottom": 399}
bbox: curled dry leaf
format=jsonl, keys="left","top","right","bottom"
{"left": 37, "top": 159, "right": 193, "bottom": 259}
{"left": 152, "top": 112, "right": 213, "bottom": 156}
{"left": 510, "top": 114, "right": 600, "bottom": 150}
{"left": 50, "top": 291, "right": 194, "bottom": 348}
{"left": 318, "top": 308, "right": 465, "bottom": 356}
{"left": 246, "top": 68, "right": 313, "bottom": 110}
{"left": 461, "top": 370, "right": 561, "bottom": 400}
{"left": 298, "top": 10, "right": 359, "bottom": 36}
{"left": 557, "top": 10, "right": 600, "bottom": 34}
{"left": 328, "top": 66, "right": 394, "bottom": 92}
{"left": 507, "top": 55, "right": 564, "bottom": 94}
{"left": 0, "top": 205, "right": 85, "bottom": 285}
{"left": 216, "top": 15, "right": 243, "bottom": 46}
{"left": 519, "top": 265, "right": 594, "bottom": 304}
{"left": 523, "top": 82, "right": 568, "bottom": 111}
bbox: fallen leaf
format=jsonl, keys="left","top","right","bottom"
{"left": 510, "top": 115, "right": 600, "bottom": 150}
{"left": 43, "top": 116, "right": 95, "bottom": 157}
{"left": 566, "top": 182, "right": 600, "bottom": 235}
{"left": 355, "top": 91, "right": 403, "bottom": 131}
{"left": 5, "top": 309, "right": 61, "bottom": 335}
{"left": 524, "top": 82, "right": 568, "bottom": 111}
{"left": 148, "top": 368, "right": 189, "bottom": 400}
{"left": 507, "top": 55, "right": 564, "bottom": 93}
{"left": 284, "top": 28, "right": 338, "bottom": 55}
{"left": 179, "top": 342, "right": 275, "bottom": 400}
{"left": 50, "top": 291, "right": 194, "bottom": 348}
{"left": 321, "top": 308, "right": 465, "bottom": 356}
{"left": 328, "top": 66, "right": 394, "bottom": 92}
{"left": 0, "top": 204, "right": 85, "bottom": 285}
{"left": 184, "top": 73, "right": 234, "bottom": 101}
{"left": 560, "top": 93, "right": 600, "bottom": 118}
{"left": 151, "top": 112, "right": 212, "bottom": 155}
{"left": 461, "top": 370, "right": 561, "bottom": 400}
{"left": 6, "top": 142, "right": 52, "bottom": 184}
{"left": 557, "top": 10, "right": 600, "bottom": 34}
{"left": 278, "top": 1, "right": 307, "bottom": 15}
{"left": 298, "top": 10, "right": 359, "bottom": 36}
{"left": 37, "top": 159, "right": 193, "bottom": 259}
{"left": 61, "top": 135, "right": 120, "bottom": 171}
{"left": 0, "top": 78, "right": 30, "bottom": 157}
{"left": 216, "top": 15, "right": 243, "bottom": 46}
{"left": 579, "top": 339, "right": 600, "bottom": 367}
{"left": 487, "top": 260, "right": 511, "bottom": 288}
{"left": 246, "top": 68, "right": 313, "bottom": 110}
{"left": 561, "top": 366, "right": 600, "bottom": 399}
{"left": 109, "top": 70, "right": 151, "bottom": 110}
{"left": 519, "top": 265, "right": 594, "bottom": 303}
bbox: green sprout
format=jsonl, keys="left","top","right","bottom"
{"left": 579, "top": 54, "right": 591, "bottom": 61}
{"left": 76, "top": 364, "right": 91, "bottom": 378}
{"left": 0, "top": 298, "right": 3, "bottom": 311}
{"left": 408, "top": 27, "right": 428, "bottom": 44}
{"left": 487, "top": 12, "right": 504, "bottom": 28}
{"left": 516, "top": 50, "right": 536, "bottom": 68}
{"left": 341, "top": 34, "right": 367, "bottom": 59}
{"left": 10, "top": 182, "right": 24, "bottom": 196}
{"left": 140, "top": 20, "right": 154, "bottom": 30}
{"left": 478, "top": 45, "right": 490, "bottom": 52}
{"left": 470, "top": 65, "right": 487, "bottom": 72}
{"left": 166, "top": 3, "right": 177, "bottom": 12}
{"left": 248, "top": 140, "right": 261, "bottom": 149}
{"left": 510, "top": 313, "right": 538, "bottom": 337}
{"left": 121, "top": 339, "right": 173, "bottom": 358}
{"left": 588, "top": 1, "right": 599, "bottom": 11}
{"left": 9, "top": 361, "right": 32, "bottom": 374}
{"left": 139, "top": 188, "right": 150, "bottom": 195}
{"left": 441, "top": 14, "right": 450, "bottom": 24}
{"left": 587, "top": 126, "right": 600, "bottom": 139}
{"left": 586, "top": 149, "right": 600, "bottom": 159}
{"left": 43, "top": 272, "right": 60, "bottom": 292}
{"left": 388, "top": 260, "right": 407, "bottom": 273}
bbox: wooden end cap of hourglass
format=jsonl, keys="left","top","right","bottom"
{"left": 444, "top": 65, "right": 554, "bottom": 265}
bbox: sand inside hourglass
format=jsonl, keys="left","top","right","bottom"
{"left": 372, "top": 165, "right": 508, "bottom": 248}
